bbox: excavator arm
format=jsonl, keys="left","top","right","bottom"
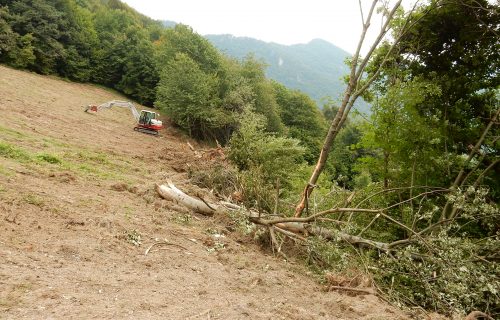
{"left": 85, "top": 100, "right": 140, "bottom": 121}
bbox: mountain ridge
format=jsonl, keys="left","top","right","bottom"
{"left": 162, "top": 21, "right": 369, "bottom": 113}
{"left": 205, "top": 34, "right": 351, "bottom": 105}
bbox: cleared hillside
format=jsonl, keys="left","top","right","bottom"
{"left": 0, "top": 65, "right": 413, "bottom": 319}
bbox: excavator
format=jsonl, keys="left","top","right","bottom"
{"left": 84, "top": 100, "right": 163, "bottom": 135}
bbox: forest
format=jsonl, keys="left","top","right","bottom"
{"left": 0, "top": 0, "right": 498, "bottom": 317}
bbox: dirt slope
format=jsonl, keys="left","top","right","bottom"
{"left": 0, "top": 65, "right": 410, "bottom": 319}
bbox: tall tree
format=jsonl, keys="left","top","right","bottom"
{"left": 155, "top": 52, "right": 230, "bottom": 140}
{"left": 155, "top": 24, "right": 222, "bottom": 75}
{"left": 295, "top": 0, "right": 406, "bottom": 216}
{"left": 365, "top": 0, "right": 499, "bottom": 200}
{"left": 240, "top": 55, "right": 284, "bottom": 134}
{"left": 273, "top": 81, "right": 326, "bottom": 163}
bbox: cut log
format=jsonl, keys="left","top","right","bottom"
{"left": 156, "top": 181, "right": 217, "bottom": 216}
{"left": 155, "top": 184, "right": 393, "bottom": 251}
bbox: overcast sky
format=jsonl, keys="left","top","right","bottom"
{"left": 120, "top": 0, "right": 406, "bottom": 54}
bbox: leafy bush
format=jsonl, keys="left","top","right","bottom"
{"left": 371, "top": 187, "right": 499, "bottom": 316}
{"left": 36, "top": 153, "right": 62, "bottom": 164}
{"left": 228, "top": 107, "right": 305, "bottom": 211}
{"left": 376, "top": 235, "right": 499, "bottom": 315}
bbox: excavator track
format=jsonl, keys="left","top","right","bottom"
{"left": 134, "top": 126, "right": 159, "bottom": 136}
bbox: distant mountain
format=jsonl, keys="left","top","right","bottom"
{"left": 162, "top": 20, "right": 177, "bottom": 28}
{"left": 205, "top": 35, "right": 369, "bottom": 112}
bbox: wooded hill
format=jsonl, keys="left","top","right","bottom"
{"left": 0, "top": 0, "right": 327, "bottom": 152}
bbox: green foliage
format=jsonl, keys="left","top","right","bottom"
{"left": 189, "top": 163, "right": 239, "bottom": 198}
{"left": 356, "top": 78, "right": 443, "bottom": 188}
{"left": 229, "top": 108, "right": 304, "bottom": 178}
{"left": 115, "top": 27, "right": 158, "bottom": 105}
{"left": 36, "top": 153, "right": 62, "bottom": 164}
{"left": 0, "top": 7, "right": 16, "bottom": 55}
{"left": 154, "top": 26, "right": 289, "bottom": 142}
{"left": 91, "top": 6, "right": 159, "bottom": 104}
{"left": 326, "top": 120, "right": 366, "bottom": 189}
{"left": 375, "top": 188, "right": 499, "bottom": 315}
{"left": 239, "top": 55, "right": 284, "bottom": 134}
{"left": 273, "top": 81, "right": 326, "bottom": 163}
{"left": 0, "top": 0, "right": 161, "bottom": 104}
{"left": 155, "top": 25, "right": 237, "bottom": 141}
{"left": 0, "top": 142, "right": 31, "bottom": 161}
{"left": 12, "top": 34, "right": 36, "bottom": 68}
{"left": 229, "top": 108, "right": 305, "bottom": 211}
{"left": 156, "top": 52, "right": 232, "bottom": 140}
{"left": 305, "top": 237, "right": 359, "bottom": 274}
{"left": 4, "top": 0, "right": 64, "bottom": 74}
{"left": 156, "top": 24, "right": 222, "bottom": 75}
{"left": 364, "top": 0, "right": 500, "bottom": 194}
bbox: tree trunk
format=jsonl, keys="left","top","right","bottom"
{"left": 156, "top": 182, "right": 217, "bottom": 216}
{"left": 294, "top": 0, "right": 403, "bottom": 217}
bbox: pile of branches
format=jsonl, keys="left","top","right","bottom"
{"left": 156, "top": 179, "right": 498, "bottom": 318}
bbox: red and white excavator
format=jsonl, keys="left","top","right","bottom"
{"left": 84, "top": 100, "right": 163, "bottom": 135}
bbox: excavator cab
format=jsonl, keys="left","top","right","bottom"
{"left": 139, "top": 110, "right": 154, "bottom": 125}
{"left": 136, "top": 110, "right": 162, "bottom": 135}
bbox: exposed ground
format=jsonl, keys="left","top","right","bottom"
{"left": 0, "top": 65, "right": 415, "bottom": 319}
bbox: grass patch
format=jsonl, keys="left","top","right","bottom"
{"left": 76, "top": 151, "right": 109, "bottom": 164}
{"left": 36, "top": 153, "right": 62, "bottom": 164}
{"left": 72, "top": 163, "right": 118, "bottom": 179}
{"left": 1, "top": 135, "right": 135, "bottom": 183}
{"left": 0, "top": 142, "right": 31, "bottom": 161}
{"left": 23, "top": 194, "right": 45, "bottom": 207}
{"left": 42, "top": 137, "right": 70, "bottom": 148}
{"left": 0, "top": 126, "right": 29, "bottom": 139}
{"left": 0, "top": 142, "right": 63, "bottom": 166}
{"left": 38, "top": 137, "right": 70, "bottom": 151}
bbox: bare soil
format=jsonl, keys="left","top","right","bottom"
{"left": 0, "top": 65, "right": 412, "bottom": 319}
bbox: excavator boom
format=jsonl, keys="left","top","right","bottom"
{"left": 86, "top": 100, "right": 140, "bottom": 121}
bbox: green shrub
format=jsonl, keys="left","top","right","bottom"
{"left": 228, "top": 107, "right": 305, "bottom": 211}
{"left": 0, "top": 142, "right": 31, "bottom": 161}
{"left": 36, "top": 153, "right": 61, "bottom": 164}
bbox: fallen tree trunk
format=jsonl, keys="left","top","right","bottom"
{"left": 249, "top": 217, "right": 391, "bottom": 251}
{"left": 156, "top": 182, "right": 391, "bottom": 251}
{"left": 156, "top": 181, "right": 217, "bottom": 216}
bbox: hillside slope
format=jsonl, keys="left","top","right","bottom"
{"left": 0, "top": 65, "right": 408, "bottom": 319}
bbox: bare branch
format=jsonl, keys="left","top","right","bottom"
{"left": 355, "top": 185, "right": 448, "bottom": 208}
{"left": 354, "top": 0, "right": 404, "bottom": 82}
{"left": 357, "top": 213, "right": 381, "bottom": 237}
{"left": 358, "top": 0, "right": 366, "bottom": 27}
